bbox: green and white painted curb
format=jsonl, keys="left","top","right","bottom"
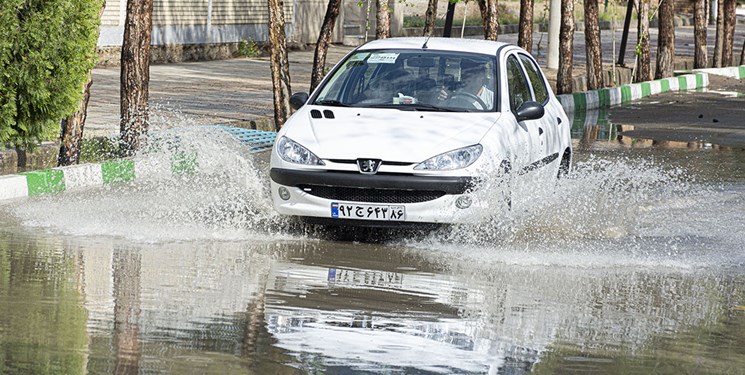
{"left": 0, "top": 127, "right": 276, "bottom": 203}
{"left": 0, "top": 159, "right": 136, "bottom": 201}
{"left": 694, "top": 65, "right": 745, "bottom": 79}
{"left": 557, "top": 72, "right": 709, "bottom": 114}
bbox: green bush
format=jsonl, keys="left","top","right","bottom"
{"left": 80, "top": 136, "right": 119, "bottom": 163}
{"left": 235, "top": 38, "right": 262, "bottom": 58}
{"left": 0, "top": 0, "right": 103, "bottom": 149}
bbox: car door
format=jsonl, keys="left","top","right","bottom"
{"left": 503, "top": 53, "right": 545, "bottom": 170}
{"left": 517, "top": 53, "right": 563, "bottom": 165}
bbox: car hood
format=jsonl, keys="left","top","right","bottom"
{"left": 282, "top": 106, "right": 501, "bottom": 162}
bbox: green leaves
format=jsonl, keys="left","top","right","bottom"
{"left": 0, "top": 0, "right": 102, "bottom": 149}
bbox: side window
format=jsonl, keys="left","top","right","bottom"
{"left": 506, "top": 55, "right": 531, "bottom": 111}
{"left": 519, "top": 54, "right": 548, "bottom": 104}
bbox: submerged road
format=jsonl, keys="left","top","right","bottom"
{"left": 2, "top": 119, "right": 745, "bottom": 372}
{"left": 608, "top": 75, "right": 745, "bottom": 148}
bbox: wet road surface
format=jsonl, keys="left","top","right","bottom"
{"left": 2, "top": 105, "right": 745, "bottom": 374}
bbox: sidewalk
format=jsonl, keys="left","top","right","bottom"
{"left": 85, "top": 24, "right": 745, "bottom": 137}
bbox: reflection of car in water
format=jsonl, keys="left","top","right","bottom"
{"left": 264, "top": 261, "right": 542, "bottom": 373}
{"left": 269, "top": 37, "right": 572, "bottom": 226}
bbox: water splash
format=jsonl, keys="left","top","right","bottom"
{"left": 406, "top": 153, "right": 745, "bottom": 270}
{"left": 10, "top": 117, "right": 294, "bottom": 242}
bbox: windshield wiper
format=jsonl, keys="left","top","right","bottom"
{"left": 365, "top": 103, "right": 456, "bottom": 112}
{"left": 314, "top": 100, "right": 352, "bottom": 107}
{"left": 404, "top": 103, "right": 457, "bottom": 112}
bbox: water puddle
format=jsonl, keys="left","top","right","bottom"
{"left": 3, "top": 111, "right": 745, "bottom": 373}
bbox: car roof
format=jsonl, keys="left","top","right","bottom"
{"left": 357, "top": 37, "right": 511, "bottom": 56}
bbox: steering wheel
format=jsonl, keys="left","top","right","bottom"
{"left": 446, "top": 91, "right": 487, "bottom": 110}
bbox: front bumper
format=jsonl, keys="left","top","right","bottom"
{"left": 269, "top": 168, "right": 484, "bottom": 224}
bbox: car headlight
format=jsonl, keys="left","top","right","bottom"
{"left": 276, "top": 136, "right": 325, "bottom": 165}
{"left": 414, "top": 144, "right": 482, "bottom": 170}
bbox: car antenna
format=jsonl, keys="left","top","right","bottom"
{"left": 422, "top": 35, "right": 431, "bottom": 49}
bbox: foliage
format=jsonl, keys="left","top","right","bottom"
{"left": 0, "top": 0, "right": 102, "bottom": 149}
{"left": 235, "top": 38, "right": 262, "bottom": 58}
{"left": 80, "top": 136, "right": 119, "bottom": 163}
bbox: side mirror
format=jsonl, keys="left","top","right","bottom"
{"left": 289, "top": 92, "right": 309, "bottom": 110}
{"left": 515, "top": 101, "right": 545, "bottom": 122}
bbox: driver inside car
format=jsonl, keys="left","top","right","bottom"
{"left": 438, "top": 58, "right": 494, "bottom": 110}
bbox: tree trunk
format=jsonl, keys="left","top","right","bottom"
{"left": 478, "top": 0, "right": 499, "bottom": 41}
{"left": 120, "top": 0, "right": 153, "bottom": 157}
{"left": 722, "top": 0, "right": 736, "bottom": 66}
{"left": 635, "top": 0, "right": 651, "bottom": 82}
{"left": 518, "top": 0, "right": 534, "bottom": 52}
{"left": 713, "top": 0, "right": 724, "bottom": 67}
{"left": 583, "top": 0, "right": 603, "bottom": 89}
{"left": 310, "top": 0, "right": 342, "bottom": 93}
{"left": 59, "top": 1, "right": 106, "bottom": 167}
{"left": 423, "top": 0, "right": 438, "bottom": 36}
{"left": 376, "top": 0, "right": 390, "bottom": 39}
{"left": 741, "top": 39, "right": 745, "bottom": 65}
{"left": 654, "top": 0, "right": 674, "bottom": 79}
{"left": 693, "top": 0, "right": 708, "bottom": 69}
{"left": 268, "top": 0, "right": 292, "bottom": 130}
{"left": 556, "top": 0, "right": 574, "bottom": 94}
{"left": 59, "top": 77, "right": 93, "bottom": 166}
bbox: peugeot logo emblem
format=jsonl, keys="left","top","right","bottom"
{"left": 357, "top": 159, "right": 382, "bottom": 175}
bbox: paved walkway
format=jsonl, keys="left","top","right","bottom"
{"left": 86, "top": 24, "right": 745, "bottom": 137}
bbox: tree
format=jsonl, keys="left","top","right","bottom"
{"left": 556, "top": 0, "right": 574, "bottom": 94}
{"left": 120, "top": 0, "right": 154, "bottom": 157}
{"left": 310, "top": 0, "right": 342, "bottom": 93}
{"left": 268, "top": 0, "right": 292, "bottom": 130}
{"left": 477, "top": 0, "right": 499, "bottom": 41}
{"left": 423, "top": 0, "right": 439, "bottom": 36}
{"left": 0, "top": 0, "right": 101, "bottom": 149}
{"left": 693, "top": 0, "right": 708, "bottom": 69}
{"left": 59, "top": 1, "right": 107, "bottom": 166}
{"left": 518, "top": 0, "right": 534, "bottom": 52}
{"left": 713, "top": 0, "right": 724, "bottom": 67}
{"left": 583, "top": 0, "right": 603, "bottom": 89}
{"left": 376, "top": 0, "right": 391, "bottom": 39}
{"left": 635, "top": 0, "right": 651, "bottom": 82}
{"left": 722, "top": 0, "right": 736, "bottom": 66}
{"left": 654, "top": 0, "right": 674, "bottom": 79}
{"left": 741, "top": 39, "right": 745, "bottom": 66}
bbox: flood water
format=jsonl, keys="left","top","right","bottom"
{"left": 1, "top": 125, "right": 745, "bottom": 374}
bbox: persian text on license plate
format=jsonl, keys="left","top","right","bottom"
{"left": 331, "top": 202, "right": 405, "bottom": 221}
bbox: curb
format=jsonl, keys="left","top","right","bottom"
{"left": 557, "top": 73, "right": 709, "bottom": 114}
{"left": 694, "top": 65, "right": 745, "bottom": 80}
{"left": 0, "top": 127, "right": 276, "bottom": 203}
{"left": 561, "top": 65, "right": 745, "bottom": 128}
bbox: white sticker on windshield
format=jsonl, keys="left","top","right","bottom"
{"left": 367, "top": 52, "right": 399, "bottom": 64}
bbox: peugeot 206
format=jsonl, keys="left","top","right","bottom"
{"left": 269, "top": 37, "right": 572, "bottom": 226}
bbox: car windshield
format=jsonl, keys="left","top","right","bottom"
{"left": 313, "top": 49, "right": 497, "bottom": 112}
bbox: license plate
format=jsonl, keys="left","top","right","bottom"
{"left": 331, "top": 202, "right": 405, "bottom": 221}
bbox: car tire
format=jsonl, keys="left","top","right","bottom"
{"left": 557, "top": 149, "right": 571, "bottom": 179}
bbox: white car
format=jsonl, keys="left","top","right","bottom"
{"left": 270, "top": 37, "right": 571, "bottom": 226}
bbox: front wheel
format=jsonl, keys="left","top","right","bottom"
{"left": 557, "top": 149, "right": 571, "bottom": 179}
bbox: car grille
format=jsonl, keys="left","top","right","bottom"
{"left": 298, "top": 185, "right": 446, "bottom": 204}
